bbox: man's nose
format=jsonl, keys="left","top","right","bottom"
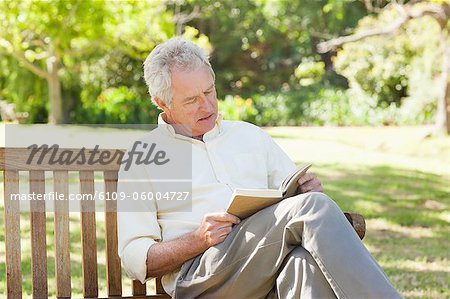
{"left": 198, "top": 93, "right": 214, "bottom": 110}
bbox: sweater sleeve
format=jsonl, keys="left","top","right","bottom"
{"left": 259, "top": 129, "right": 297, "bottom": 189}
{"left": 117, "top": 160, "right": 162, "bottom": 283}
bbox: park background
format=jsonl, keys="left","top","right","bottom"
{"left": 0, "top": 0, "right": 449, "bottom": 298}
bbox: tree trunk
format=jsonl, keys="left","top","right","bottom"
{"left": 444, "top": 44, "right": 450, "bottom": 135}
{"left": 435, "top": 30, "right": 450, "bottom": 135}
{"left": 46, "top": 55, "right": 64, "bottom": 124}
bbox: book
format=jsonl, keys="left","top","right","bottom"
{"left": 226, "top": 163, "right": 312, "bottom": 219}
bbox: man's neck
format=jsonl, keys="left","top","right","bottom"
{"left": 192, "top": 135, "right": 204, "bottom": 141}
{"left": 162, "top": 113, "right": 204, "bottom": 141}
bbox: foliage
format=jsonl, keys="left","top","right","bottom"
{"left": 0, "top": 0, "right": 113, "bottom": 122}
{"left": 0, "top": 0, "right": 445, "bottom": 127}
{"left": 219, "top": 95, "right": 258, "bottom": 122}
{"left": 0, "top": 0, "right": 175, "bottom": 123}
{"left": 295, "top": 58, "right": 326, "bottom": 86}
{"left": 73, "top": 86, "right": 159, "bottom": 124}
{"left": 219, "top": 85, "right": 331, "bottom": 126}
{"left": 0, "top": 56, "right": 47, "bottom": 122}
{"left": 334, "top": 11, "right": 442, "bottom": 109}
{"left": 221, "top": 81, "right": 436, "bottom": 127}
{"left": 184, "top": 0, "right": 367, "bottom": 96}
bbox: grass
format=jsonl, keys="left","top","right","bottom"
{"left": 1, "top": 125, "right": 449, "bottom": 298}
{"left": 267, "top": 126, "right": 450, "bottom": 298}
{"left": 315, "top": 163, "right": 449, "bottom": 298}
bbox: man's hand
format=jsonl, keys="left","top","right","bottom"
{"left": 194, "top": 212, "right": 241, "bottom": 251}
{"left": 146, "top": 212, "right": 240, "bottom": 278}
{"left": 297, "top": 173, "right": 324, "bottom": 193}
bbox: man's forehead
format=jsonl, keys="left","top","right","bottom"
{"left": 182, "top": 82, "right": 215, "bottom": 101}
{"left": 171, "top": 65, "right": 212, "bottom": 82}
{"left": 171, "top": 66, "right": 214, "bottom": 98}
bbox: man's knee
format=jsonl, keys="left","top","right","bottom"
{"left": 307, "top": 191, "right": 335, "bottom": 206}
{"left": 273, "top": 192, "right": 341, "bottom": 227}
{"left": 293, "top": 192, "right": 341, "bottom": 215}
{"left": 287, "top": 245, "right": 312, "bottom": 261}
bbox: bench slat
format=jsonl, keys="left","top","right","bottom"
{"left": 4, "top": 170, "right": 22, "bottom": 298}
{"left": 53, "top": 170, "right": 71, "bottom": 298}
{"left": 104, "top": 171, "right": 122, "bottom": 296}
{"left": 156, "top": 278, "right": 166, "bottom": 295}
{"left": 29, "top": 170, "right": 48, "bottom": 298}
{"left": 132, "top": 280, "right": 147, "bottom": 296}
{"left": 79, "top": 171, "right": 99, "bottom": 298}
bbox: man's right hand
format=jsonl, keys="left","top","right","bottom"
{"left": 146, "top": 212, "right": 241, "bottom": 278}
{"left": 194, "top": 212, "right": 241, "bottom": 250}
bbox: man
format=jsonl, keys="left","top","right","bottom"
{"left": 117, "top": 37, "right": 401, "bottom": 298}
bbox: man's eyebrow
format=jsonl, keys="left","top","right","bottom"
{"left": 205, "top": 83, "right": 215, "bottom": 91}
{"left": 183, "top": 83, "right": 215, "bottom": 102}
{"left": 184, "top": 95, "right": 197, "bottom": 102}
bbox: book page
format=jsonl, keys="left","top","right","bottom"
{"left": 226, "top": 163, "right": 312, "bottom": 219}
{"left": 232, "top": 188, "right": 282, "bottom": 198}
{"left": 226, "top": 192, "right": 283, "bottom": 219}
{"left": 281, "top": 163, "right": 312, "bottom": 198}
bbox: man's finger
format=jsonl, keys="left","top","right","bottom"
{"left": 217, "top": 222, "right": 233, "bottom": 230}
{"left": 300, "top": 181, "right": 324, "bottom": 193}
{"left": 210, "top": 212, "right": 241, "bottom": 224}
{"left": 297, "top": 173, "right": 316, "bottom": 185}
{"left": 302, "top": 181, "right": 319, "bottom": 189}
{"left": 216, "top": 225, "right": 233, "bottom": 234}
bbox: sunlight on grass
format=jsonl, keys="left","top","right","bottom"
{"left": 268, "top": 126, "right": 450, "bottom": 176}
{"left": 367, "top": 219, "right": 434, "bottom": 239}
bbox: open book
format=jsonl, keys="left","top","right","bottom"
{"left": 226, "top": 163, "right": 312, "bottom": 219}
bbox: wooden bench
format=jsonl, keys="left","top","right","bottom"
{"left": 1, "top": 147, "right": 169, "bottom": 298}
{"left": 1, "top": 147, "right": 365, "bottom": 298}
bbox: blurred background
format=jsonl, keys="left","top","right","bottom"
{"left": 0, "top": 0, "right": 449, "bottom": 298}
{"left": 0, "top": 0, "right": 449, "bottom": 131}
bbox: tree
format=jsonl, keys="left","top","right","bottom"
{"left": 0, "top": 0, "right": 107, "bottom": 123}
{"left": 0, "top": 0, "right": 172, "bottom": 124}
{"left": 178, "top": 0, "right": 368, "bottom": 96}
{"left": 317, "top": 1, "right": 450, "bottom": 135}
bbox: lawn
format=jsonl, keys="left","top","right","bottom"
{"left": 266, "top": 125, "right": 450, "bottom": 298}
{"left": 0, "top": 125, "right": 449, "bottom": 298}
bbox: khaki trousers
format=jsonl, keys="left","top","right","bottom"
{"left": 174, "top": 192, "right": 401, "bottom": 299}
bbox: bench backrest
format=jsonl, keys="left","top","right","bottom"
{"left": 1, "top": 147, "right": 166, "bottom": 298}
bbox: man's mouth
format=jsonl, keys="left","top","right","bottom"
{"left": 199, "top": 114, "right": 214, "bottom": 121}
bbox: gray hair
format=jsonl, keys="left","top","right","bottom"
{"left": 143, "top": 37, "right": 215, "bottom": 106}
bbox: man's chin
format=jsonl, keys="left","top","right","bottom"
{"left": 193, "top": 120, "right": 216, "bottom": 137}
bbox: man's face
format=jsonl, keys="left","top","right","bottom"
{"left": 158, "top": 65, "right": 218, "bottom": 138}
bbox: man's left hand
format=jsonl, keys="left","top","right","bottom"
{"left": 297, "top": 173, "right": 324, "bottom": 193}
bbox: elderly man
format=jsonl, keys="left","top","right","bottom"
{"left": 117, "top": 38, "right": 400, "bottom": 299}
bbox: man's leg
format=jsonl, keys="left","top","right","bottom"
{"left": 266, "top": 246, "right": 337, "bottom": 299}
{"left": 174, "top": 192, "right": 401, "bottom": 299}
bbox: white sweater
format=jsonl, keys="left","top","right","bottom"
{"left": 117, "top": 114, "right": 296, "bottom": 296}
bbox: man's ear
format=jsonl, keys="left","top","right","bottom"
{"left": 154, "top": 97, "right": 170, "bottom": 112}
